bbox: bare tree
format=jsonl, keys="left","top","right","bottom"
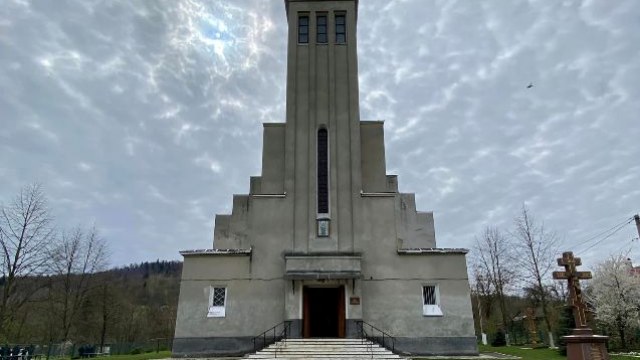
{"left": 50, "top": 226, "right": 108, "bottom": 341}
{"left": 512, "top": 204, "right": 558, "bottom": 344}
{"left": 0, "top": 184, "right": 55, "bottom": 339}
{"left": 470, "top": 264, "right": 495, "bottom": 344}
{"left": 471, "top": 264, "right": 495, "bottom": 324}
{"left": 473, "top": 226, "right": 516, "bottom": 332}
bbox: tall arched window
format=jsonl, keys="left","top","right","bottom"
{"left": 317, "top": 128, "right": 329, "bottom": 214}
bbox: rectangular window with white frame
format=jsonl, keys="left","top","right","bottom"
{"left": 208, "top": 286, "right": 227, "bottom": 318}
{"left": 422, "top": 285, "right": 443, "bottom": 316}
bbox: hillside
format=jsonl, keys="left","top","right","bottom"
{"left": 5, "top": 260, "right": 182, "bottom": 347}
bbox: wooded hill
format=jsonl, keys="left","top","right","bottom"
{"left": 4, "top": 260, "right": 182, "bottom": 346}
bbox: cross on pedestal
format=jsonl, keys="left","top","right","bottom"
{"left": 553, "top": 251, "right": 592, "bottom": 328}
{"left": 525, "top": 307, "right": 539, "bottom": 345}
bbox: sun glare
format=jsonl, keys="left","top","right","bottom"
{"left": 170, "top": 1, "right": 274, "bottom": 72}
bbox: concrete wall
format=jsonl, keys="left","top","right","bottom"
{"left": 260, "top": 123, "right": 286, "bottom": 194}
{"left": 175, "top": 256, "right": 283, "bottom": 337}
{"left": 360, "top": 121, "right": 388, "bottom": 193}
{"left": 354, "top": 194, "right": 475, "bottom": 354}
{"left": 360, "top": 254, "right": 475, "bottom": 338}
{"left": 177, "top": 188, "right": 475, "bottom": 355}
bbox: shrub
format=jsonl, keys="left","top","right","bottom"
{"left": 491, "top": 329, "right": 507, "bottom": 347}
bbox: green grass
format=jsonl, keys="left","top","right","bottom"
{"left": 477, "top": 345, "right": 566, "bottom": 359}
{"left": 41, "top": 351, "right": 173, "bottom": 360}
{"left": 91, "top": 351, "right": 172, "bottom": 360}
{"left": 473, "top": 345, "right": 639, "bottom": 359}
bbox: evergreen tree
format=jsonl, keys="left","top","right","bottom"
{"left": 556, "top": 306, "right": 575, "bottom": 355}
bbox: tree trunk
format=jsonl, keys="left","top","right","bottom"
{"left": 100, "top": 284, "right": 108, "bottom": 352}
{"left": 0, "top": 274, "right": 16, "bottom": 339}
{"left": 618, "top": 323, "right": 627, "bottom": 350}
{"left": 497, "top": 288, "right": 509, "bottom": 331}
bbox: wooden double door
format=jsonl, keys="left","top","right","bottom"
{"left": 302, "top": 286, "right": 345, "bottom": 338}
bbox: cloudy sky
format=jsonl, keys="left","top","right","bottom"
{"left": 1, "top": 0, "right": 639, "bottom": 269}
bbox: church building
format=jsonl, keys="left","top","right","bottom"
{"left": 173, "top": 0, "right": 477, "bottom": 357}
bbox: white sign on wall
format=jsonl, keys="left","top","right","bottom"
{"left": 317, "top": 219, "right": 330, "bottom": 237}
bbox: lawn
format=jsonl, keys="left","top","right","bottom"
{"left": 52, "top": 348, "right": 640, "bottom": 360}
{"left": 84, "top": 351, "right": 172, "bottom": 360}
{"left": 474, "top": 345, "right": 640, "bottom": 359}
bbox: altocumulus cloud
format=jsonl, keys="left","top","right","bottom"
{"left": 0, "top": 0, "right": 638, "bottom": 267}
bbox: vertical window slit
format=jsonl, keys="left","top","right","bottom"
{"left": 317, "top": 129, "right": 329, "bottom": 214}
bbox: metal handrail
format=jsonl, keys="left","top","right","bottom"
{"left": 355, "top": 320, "right": 397, "bottom": 354}
{"left": 251, "top": 321, "right": 293, "bottom": 355}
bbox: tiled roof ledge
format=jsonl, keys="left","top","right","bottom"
{"left": 180, "top": 247, "right": 252, "bottom": 257}
{"left": 397, "top": 248, "right": 469, "bottom": 255}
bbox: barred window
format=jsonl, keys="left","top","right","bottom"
{"left": 298, "top": 15, "right": 309, "bottom": 44}
{"left": 212, "top": 288, "right": 226, "bottom": 306}
{"left": 208, "top": 287, "right": 226, "bottom": 318}
{"left": 423, "top": 285, "right": 436, "bottom": 305}
{"left": 335, "top": 14, "right": 346, "bottom": 44}
{"left": 422, "top": 285, "right": 443, "bottom": 316}
{"left": 317, "top": 15, "right": 327, "bottom": 43}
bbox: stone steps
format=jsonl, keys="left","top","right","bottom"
{"left": 244, "top": 338, "right": 404, "bottom": 359}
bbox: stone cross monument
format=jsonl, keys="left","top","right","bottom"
{"left": 553, "top": 251, "right": 609, "bottom": 360}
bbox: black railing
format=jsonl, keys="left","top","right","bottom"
{"left": 355, "top": 320, "right": 397, "bottom": 354}
{"left": 251, "top": 321, "right": 292, "bottom": 354}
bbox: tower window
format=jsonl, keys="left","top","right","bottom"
{"left": 317, "top": 128, "right": 329, "bottom": 214}
{"left": 316, "top": 15, "right": 327, "bottom": 44}
{"left": 335, "top": 14, "right": 346, "bottom": 44}
{"left": 298, "top": 15, "right": 309, "bottom": 44}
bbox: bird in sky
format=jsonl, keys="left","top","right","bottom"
{"left": 527, "top": 83, "right": 534, "bottom": 89}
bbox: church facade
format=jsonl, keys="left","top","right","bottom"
{"left": 173, "top": 0, "right": 477, "bottom": 357}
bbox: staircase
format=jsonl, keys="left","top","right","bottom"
{"left": 244, "top": 338, "right": 405, "bottom": 359}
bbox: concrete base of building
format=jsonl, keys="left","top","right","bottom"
{"left": 345, "top": 319, "right": 361, "bottom": 338}
{"left": 287, "top": 319, "right": 303, "bottom": 338}
{"left": 394, "top": 336, "right": 479, "bottom": 356}
{"left": 172, "top": 337, "right": 254, "bottom": 358}
{"left": 172, "top": 335, "right": 478, "bottom": 357}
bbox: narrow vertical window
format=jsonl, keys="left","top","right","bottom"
{"left": 316, "top": 15, "right": 327, "bottom": 44}
{"left": 422, "top": 285, "right": 443, "bottom": 316}
{"left": 335, "top": 14, "right": 346, "bottom": 44}
{"left": 298, "top": 15, "right": 309, "bottom": 44}
{"left": 208, "top": 287, "right": 227, "bottom": 318}
{"left": 317, "top": 128, "right": 329, "bottom": 214}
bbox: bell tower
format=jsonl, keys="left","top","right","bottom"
{"left": 283, "top": 0, "right": 362, "bottom": 253}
